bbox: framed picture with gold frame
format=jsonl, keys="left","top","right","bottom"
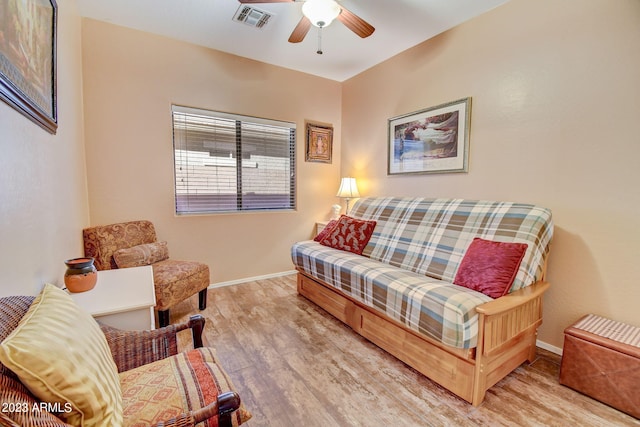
{"left": 0, "top": 0, "right": 58, "bottom": 134}
{"left": 305, "top": 123, "right": 333, "bottom": 163}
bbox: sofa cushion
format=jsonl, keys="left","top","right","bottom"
{"left": 120, "top": 347, "right": 251, "bottom": 426}
{"left": 350, "top": 197, "right": 553, "bottom": 293}
{"left": 0, "top": 284, "right": 123, "bottom": 427}
{"left": 319, "top": 215, "right": 376, "bottom": 255}
{"left": 454, "top": 238, "right": 528, "bottom": 298}
{"left": 152, "top": 260, "right": 210, "bottom": 310}
{"left": 291, "top": 241, "right": 492, "bottom": 349}
{"left": 113, "top": 241, "right": 169, "bottom": 268}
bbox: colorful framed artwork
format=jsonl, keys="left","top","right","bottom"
{"left": 388, "top": 97, "right": 471, "bottom": 175}
{"left": 305, "top": 122, "right": 333, "bottom": 163}
{"left": 0, "top": 0, "right": 58, "bottom": 133}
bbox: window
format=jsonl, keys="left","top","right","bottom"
{"left": 172, "top": 106, "right": 296, "bottom": 214}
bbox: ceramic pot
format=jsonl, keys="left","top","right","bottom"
{"left": 64, "top": 257, "right": 98, "bottom": 293}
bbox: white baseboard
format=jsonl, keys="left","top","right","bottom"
{"left": 536, "top": 339, "right": 563, "bottom": 355}
{"left": 208, "top": 270, "right": 297, "bottom": 289}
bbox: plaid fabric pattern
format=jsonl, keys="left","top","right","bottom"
{"left": 292, "top": 197, "right": 552, "bottom": 349}
{"left": 292, "top": 242, "right": 492, "bottom": 348}
{"left": 352, "top": 197, "right": 553, "bottom": 292}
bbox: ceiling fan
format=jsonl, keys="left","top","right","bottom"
{"left": 238, "top": 0, "right": 375, "bottom": 53}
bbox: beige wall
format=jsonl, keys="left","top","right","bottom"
{"left": 342, "top": 0, "right": 640, "bottom": 348}
{"left": 81, "top": 20, "right": 342, "bottom": 283}
{"left": 7, "top": 0, "right": 631, "bottom": 349}
{"left": 0, "top": 0, "right": 88, "bottom": 296}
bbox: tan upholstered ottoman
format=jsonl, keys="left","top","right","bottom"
{"left": 559, "top": 314, "right": 640, "bottom": 418}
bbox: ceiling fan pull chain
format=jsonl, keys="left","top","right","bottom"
{"left": 317, "top": 24, "right": 323, "bottom": 55}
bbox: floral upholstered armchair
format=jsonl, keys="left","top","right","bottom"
{"left": 0, "top": 290, "right": 251, "bottom": 426}
{"left": 83, "top": 220, "right": 210, "bottom": 327}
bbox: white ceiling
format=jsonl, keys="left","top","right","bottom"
{"left": 76, "top": 0, "right": 509, "bottom": 82}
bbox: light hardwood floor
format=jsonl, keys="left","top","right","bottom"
{"left": 171, "top": 274, "right": 639, "bottom": 427}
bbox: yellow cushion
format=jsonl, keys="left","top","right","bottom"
{"left": 0, "top": 284, "right": 123, "bottom": 427}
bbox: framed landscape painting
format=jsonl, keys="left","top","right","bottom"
{"left": 0, "top": 0, "right": 58, "bottom": 133}
{"left": 388, "top": 97, "right": 471, "bottom": 175}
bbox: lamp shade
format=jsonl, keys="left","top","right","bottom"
{"left": 302, "top": 0, "right": 341, "bottom": 27}
{"left": 336, "top": 177, "right": 360, "bottom": 199}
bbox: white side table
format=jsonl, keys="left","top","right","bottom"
{"left": 69, "top": 265, "right": 156, "bottom": 330}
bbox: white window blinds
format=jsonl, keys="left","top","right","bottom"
{"left": 172, "top": 106, "right": 296, "bottom": 214}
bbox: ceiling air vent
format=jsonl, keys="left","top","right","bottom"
{"left": 233, "top": 5, "right": 274, "bottom": 29}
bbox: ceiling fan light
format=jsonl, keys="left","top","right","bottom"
{"left": 302, "top": 0, "right": 341, "bottom": 28}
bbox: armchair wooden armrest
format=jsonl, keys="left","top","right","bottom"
{"left": 100, "top": 314, "right": 206, "bottom": 372}
{"left": 149, "top": 391, "right": 241, "bottom": 427}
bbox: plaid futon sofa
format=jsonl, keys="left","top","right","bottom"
{"left": 292, "top": 197, "right": 553, "bottom": 349}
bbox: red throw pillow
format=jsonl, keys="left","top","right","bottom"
{"left": 314, "top": 219, "right": 338, "bottom": 242}
{"left": 454, "top": 238, "right": 528, "bottom": 298}
{"left": 319, "top": 215, "right": 377, "bottom": 256}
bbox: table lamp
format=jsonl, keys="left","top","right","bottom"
{"left": 336, "top": 177, "right": 360, "bottom": 215}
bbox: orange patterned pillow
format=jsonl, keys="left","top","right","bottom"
{"left": 113, "top": 241, "right": 169, "bottom": 268}
{"left": 319, "top": 215, "right": 376, "bottom": 255}
{"left": 120, "top": 347, "right": 251, "bottom": 426}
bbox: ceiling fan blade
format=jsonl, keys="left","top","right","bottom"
{"left": 238, "top": 0, "right": 294, "bottom": 3}
{"left": 288, "top": 16, "right": 311, "bottom": 43}
{"left": 337, "top": 6, "right": 375, "bottom": 38}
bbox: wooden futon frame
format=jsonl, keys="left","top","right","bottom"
{"left": 297, "top": 271, "right": 550, "bottom": 406}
